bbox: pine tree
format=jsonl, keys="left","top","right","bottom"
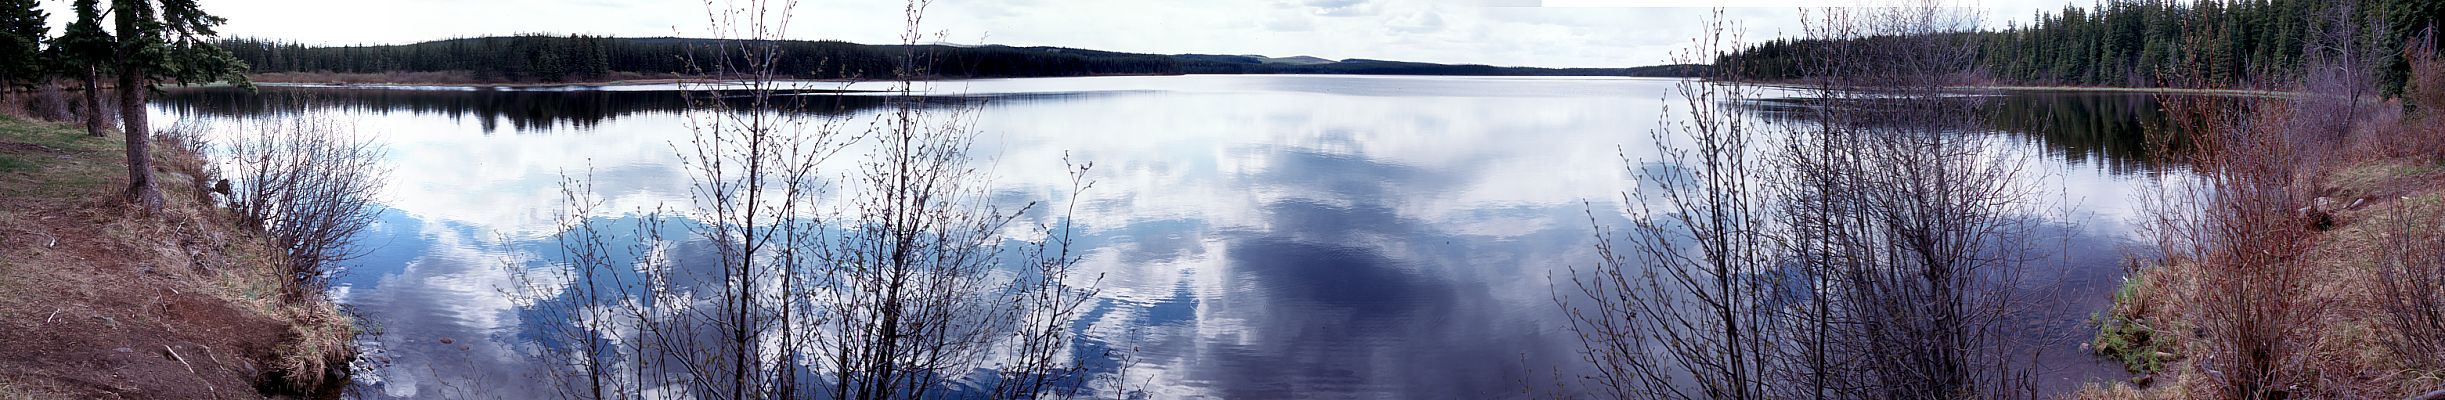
{"left": 0, "top": 0, "right": 45, "bottom": 89}
{"left": 52, "top": 0, "right": 112, "bottom": 137}
{"left": 106, "top": 0, "right": 250, "bottom": 213}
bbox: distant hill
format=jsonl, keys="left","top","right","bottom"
{"left": 1261, "top": 56, "right": 1335, "bottom": 65}
{"left": 219, "top": 35, "right": 1710, "bottom": 83}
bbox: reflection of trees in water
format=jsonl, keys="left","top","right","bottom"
{"left": 151, "top": 87, "right": 927, "bottom": 133}
{"left": 1745, "top": 92, "right": 2176, "bottom": 173}
{"left": 1981, "top": 93, "right": 2175, "bottom": 174}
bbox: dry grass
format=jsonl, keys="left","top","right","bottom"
{"left": 2078, "top": 134, "right": 2445, "bottom": 399}
{"left": 0, "top": 378, "right": 52, "bottom": 400}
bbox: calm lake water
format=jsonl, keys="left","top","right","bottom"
{"left": 152, "top": 75, "right": 2163, "bottom": 399}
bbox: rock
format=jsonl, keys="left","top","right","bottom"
{"left": 2298, "top": 204, "right": 2336, "bottom": 231}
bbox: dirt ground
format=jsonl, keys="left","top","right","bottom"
{"left": 0, "top": 116, "right": 352, "bottom": 399}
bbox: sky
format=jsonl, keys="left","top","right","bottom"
{"left": 40, "top": 0, "right": 2088, "bottom": 68}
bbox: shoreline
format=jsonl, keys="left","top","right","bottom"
{"left": 232, "top": 73, "right": 2306, "bottom": 98}
{"left": 0, "top": 116, "right": 355, "bottom": 399}
{"left": 230, "top": 71, "right": 1691, "bottom": 89}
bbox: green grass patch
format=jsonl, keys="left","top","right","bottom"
{"left": 0, "top": 117, "right": 112, "bottom": 151}
{"left": 2092, "top": 273, "right": 2173, "bottom": 375}
{"left": 0, "top": 155, "right": 27, "bottom": 173}
{"left": 0, "top": 116, "right": 125, "bottom": 200}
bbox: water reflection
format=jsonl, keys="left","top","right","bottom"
{"left": 154, "top": 86, "right": 1033, "bottom": 134}
{"left": 150, "top": 75, "right": 2170, "bottom": 399}
{"left": 1985, "top": 93, "right": 2173, "bottom": 174}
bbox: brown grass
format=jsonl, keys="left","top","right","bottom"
{"left": 0, "top": 115, "right": 355, "bottom": 399}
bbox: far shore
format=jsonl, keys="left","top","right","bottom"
{"left": 1738, "top": 80, "right": 2299, "bottom": 98}
{"left": 235, "top": 71, "right": 1170, "bottom": 89}
{"left": 234, "top": 71, "right": 1696, "bottom": 89}
{"left": 1965, "top": 84, "right": 2297, "bottom": 98}
{"left": 235, "top": 73, "right": 2308, "bottom": 99}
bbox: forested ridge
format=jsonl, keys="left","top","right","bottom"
{"left": 217, "top": 35, "right": 1707, "bottom": 82}
{"left": 1726, "top": 0, "right": 2445, "bottom": 92}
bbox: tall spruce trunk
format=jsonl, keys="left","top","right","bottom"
{"left": 117, "top": 65, "right": 155, "bottom": 212}
{"left": 113, "top": 0, "right": 158, "bottom": 213}
{"left": 82, "top": 67, "right": 103, "bottom": 137}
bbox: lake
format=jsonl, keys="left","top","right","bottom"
{"left": 151, "top": 75, "right": 2162, "bottom": 399}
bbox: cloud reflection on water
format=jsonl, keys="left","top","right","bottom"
{"left": 148, "top": 75, "right": 2161, "bottom": 399}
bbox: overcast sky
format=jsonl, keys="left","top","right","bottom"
{"left": 41, "top": 0, "right": 2087, "bottom": 68}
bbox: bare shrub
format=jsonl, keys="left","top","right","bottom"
{"left": 152, "top": 117, "right": 218, "bottom": 198}
{"left": 31, "top": 82, "right": 72, "bottom": 122}
{"left": 0, "top": 81, "right": 81, "bottom": 122}
{"left": 0, "top": 89, "right": 24, "bottom": 120}
{"left": 2294, "top": 1, "right": 2387, "bottom": 172}
{"left": 1781, "top": 5, "right": 2045, "bottom": 398}
{"left": 514, "top": 1, "right": 1113, "bottom": 399}
{"left": 513, "top": 173, "right": 670, "bottom": 399}
{"left": 1556, "top": 10, "right": 1787, "bottom": 400}
{"left": 2376, "top": 197, "right": 2445, "bottom": 371}
{"left": 2143, "top": 91, "right": 2325, "bottom": 399}
{"left": 1558, "top": 3, "right": 2046, "bottom": 399}
{"left": 223, "top": 113, "right": 389, "bottom": 300}
{"left": 2399, "top": 27, "right": 2445, "bottom": 160}
{"left": 659, "top": 1, "right": 854, "bottom": 395}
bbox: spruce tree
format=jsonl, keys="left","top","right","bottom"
{"left": 52, "top": 0, "right": 112, "bottom": 137}
{"left": 105, "top": 0, "right": 250, "bottom": 213}
{"left": 0, "top": 0, "right": 45, "bottom": 89}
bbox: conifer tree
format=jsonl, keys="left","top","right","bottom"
{"left": 0, "top": 0, "right": 45, "bottom": 89}
{"left": 52, "top": 0, "right": 113, "bottom": 137}
{"left": 104, "top": 0, "right": 249, "bottom": 213}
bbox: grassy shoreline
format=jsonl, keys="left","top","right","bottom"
{"left": 2079, "top": 153, "right": 2445, "bottom": 398}
{"left": 0, "top": 116, "right": 355, "bottom": 399}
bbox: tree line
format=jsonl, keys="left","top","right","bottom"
{"left": 215, "top": 35, "right": 1704, "bottom": 83}
{"left": 1726, "top": 0, "right": 2445, "bottom": 92}
{"left": 219, "top": 36, "right": 1186, "bottom": 82}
